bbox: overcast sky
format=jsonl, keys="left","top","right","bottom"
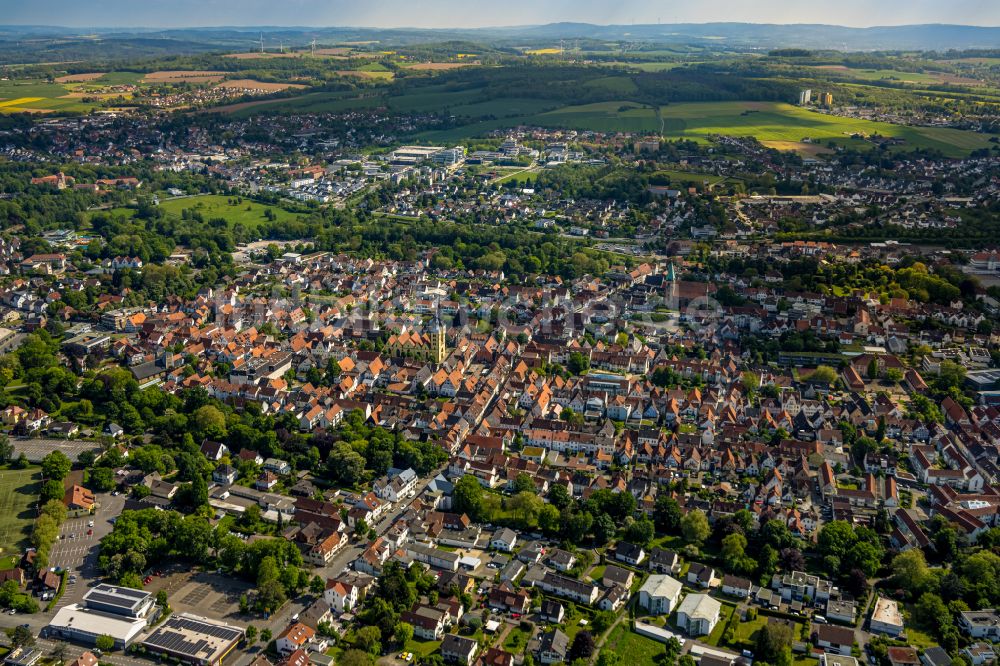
{"left": 3, "top": 0, "right": 1000, "bottom": 29}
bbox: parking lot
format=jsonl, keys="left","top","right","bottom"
{"left": 150, "top": 570, "right": 254, "bottom": 622}
{"left": 11, "top": 438, "right": 103, "bottom": 464}
{"left": 47, "top": 491, "right": 126, "bottom": 609}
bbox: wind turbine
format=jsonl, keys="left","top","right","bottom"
{"left": 311, "top": 38, "right": 316, "bottom": 56}
{"left": 259, "top": 32, "right": 264, "bottom": 54}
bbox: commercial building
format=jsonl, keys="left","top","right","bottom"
{"left": 45, "top": 584, "right": 156, "bottom": 649}
{"left": 140, "top": 613, "right": 244, "bottom": 666}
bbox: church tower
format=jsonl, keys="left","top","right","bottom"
{"left": 428, "top": 304, "right": 447, "bottom": 364}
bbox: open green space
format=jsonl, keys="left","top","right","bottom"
{"left": 600, "top": 624, "right": 666, "bottom": 663}
{"left": 652, "top": 169, "right": 731, "bottom": 186}
{"left": 0, "top": 467, "right": 41, "bottom": 555}
{"left": 157, "top": 194, "right": 306, "bottom": 233}
{"left": 403, "top": 638, "right": 442, "bottom": 658}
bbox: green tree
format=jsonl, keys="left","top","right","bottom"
{"left": 355, "top": 626, "right": 382, "bottom": 655}
{"left": 0, "top": 435, "right": 13, "bottom": 464}
{"left": 41, "top": 450, "right": 72, "bottom": 481}
{"left": 452, "top": 475, "right": 485, "bottom": 521}
{"left": 245, "top": 625, "right": 257, "bottom": 643}
{"left": 94, "top": 635, "right": 115, "bottom": 652}
{"left": 548, "top": 484, "right": 571, "bottom": 510}
{"left": 88, "top": 467, "right": 116, "bottom": 493}
{"left": 395, "top": 621, "right": 414, "bottom": 646}
{"left": 756, "top": 620, "right": 793, "bottom": 663}
{"left": 890, "top": 550, "right": 931, "bottom": 596}
{"left": 11, "top": 625, "right": 35, "bottom": 648}
{"left": 654, "top": 495, "right": 682, "bottom": 533}
{"left": 681, "top": 509, "right": 710, "bottom": 546}
{"left": 40, "top": 479, "right": 65, "bottom": 503}
{"left": 810, "top": 365, "right": 838, "bottom": 386}
{"left": 339, "top": 650, "right": 374, "bottom": 666}
{"left": 592, "top": 513, "right": 617, "bottom": 545}
{"left": 915, "top": 593, "right": 950, "bottom": 633}
{"left": 624, "top": 517, "right": 655, "bottom": 547}
{"left": 192, "top": 405, "right": 227, "bottom": 440}
{"left": 513, "top": 473, "right": 535, "bottom": 494}
{"left": 567, "top": 352, "right": 590, "bottom": 375}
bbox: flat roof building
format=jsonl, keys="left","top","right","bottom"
{"left": 140, "top": 613, "right": 244, "bottom": 666}
{"left": 870, "top": 596, "right": 904, "bottom": 636}
{"left": 83, "top": 584, "right": 155, "bottom": 618}
{"left": 44, "top": 584, "right": 157, "bottom": 649}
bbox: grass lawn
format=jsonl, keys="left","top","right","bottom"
{"left": 495, "top": 168, "right": 541, "bottom": 185}
{"left": 503, "top": 627, "right": 528, "bottom": 652}
{"left": 601, "top": 624, "right": 666, "bottom": 663}
{"left": 653, "top": 169, "right": 731, "bottom": 187}
{"left": 157, "top": 194, "right": 305, "bottom": 235}
{"left": 0, "top": 467, "right": 41, "bottom": 556}
{"left": 727, "top": 614, "right": 767, "bottom": 650}
{"left": 404, "top": 638, "right": 441, "bottom": 658}
{"left": 589, "top": 564, "right": 607, "bottom": 582}
{"left": 703, "top": 603, "right": 738, "bottom": 647}
{"left": 650, "top": 535, "right": 685, "bottom": 551}
{"left": 901, "top": 605, "right": 938, "bottom": 649}
{"left": 794, "top": 656, "right": 820, "bottom": 666}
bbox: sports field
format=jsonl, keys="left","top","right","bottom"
{"left": 0, "top": 467, "right": 41, "bottom": 557}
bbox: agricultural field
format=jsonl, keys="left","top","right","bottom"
{"left": 142, "top": 70, "right": 226, "bottom": 83}
{"left": 532, "top": 101, "right": 662, "bottom": 133}
{"left": 601, "top": 61, "right": 695, "bottom": 72}
{"left": 401, "top": 62, "right": 476, "bottom": 70}
{"left": 449, "top": 97, "right": 560, "bottom": 118}
{"left": 214, "top": 79, "right": 307, "bottom": 92}
{"left": 810, "top": 65, "right": 945, "bottom": 84}
{"left": 336, "top": 70, "right": 394, "bottom": 81}
{"left": 0, "top": 467, "right": 41, "bottom": 558}
{"left": 654, "top": 101, "right": 997, "bottom": 157}
{"left": 0, "top": 79, "right": 100, "bottom": 113}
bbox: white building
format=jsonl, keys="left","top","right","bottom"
{"left": 675, "top": 594, "right": 721, "bottom": 636}
{"left": 638, "top": 575, "right": 683, "bottom": 615}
